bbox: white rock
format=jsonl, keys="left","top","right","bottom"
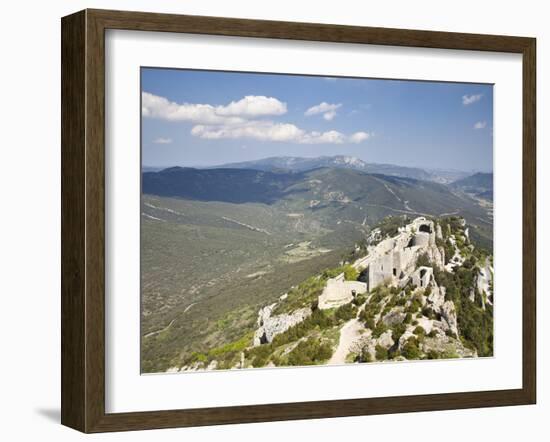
{"left": 253, "top": 307, "right": 311, "bottom": 346}
{"left": 440, "top": 301, "right": 459, "bottom": 337}
{"left": 377, "top": 330, "right": 395, "bottom": 349}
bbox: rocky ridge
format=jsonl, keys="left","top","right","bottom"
{"left": 175, "top": 215, "right": 492, "bottom": 371}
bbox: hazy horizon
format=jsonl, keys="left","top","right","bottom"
{"left": 142, "top": 154, "right": 492, "bottom": 174}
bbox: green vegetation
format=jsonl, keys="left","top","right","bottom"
{"left": 375, "top": 345, "right": 388, "bottom": 361}
{"left": 413, "top": 326, "right": 426, "bottom": 339}
{"left": 334, "top": 303, "right": 357, "bottom": 322}
{"left": 343, "top": 264, "right": 359, "bottom": 281}
{"left": 271, "top": 309, "right": 335, "bottom": 347}
{"left": 434, "top": 267, "right": 493, "bottom": 356}
{"left": 359, "top": 348, "right": 373, "bottom": 363}
{"left": 401, "top": 337, "right": 421, "bottom": 359}
{"left": 272, "top": 275, "right": 328, "bottom": 315}
{"left": 377, "top": 216, "right": 411, "bottom": 239}
{"left": 372, "top": 322, "right": 388, "bottom": 339}
{"left": 390, "top": 322, "right": 407, "bottom": 343}
{"left": 406, "top": 294, "right": 423, "bottom": 314}
{"left": 416, "top": 252, "right": 431, "bottom": 268}
{"left": 287, "top": 338, "right": 333, "bottom": 366}
{"left": 246, "top": 343, "right": 274, "bottom": 368}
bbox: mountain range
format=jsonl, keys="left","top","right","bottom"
{"left": 142, "top": 162, "right": 492, "bottom": 247}
{"left": 208, "top": 155, "right": 474, "bottom": 184}
{"left": 451, "top": 172, "right": 493, "bottom": 200}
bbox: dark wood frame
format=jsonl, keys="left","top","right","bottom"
{"left": 61, "top": 8, "right": 536, "bottom": 433}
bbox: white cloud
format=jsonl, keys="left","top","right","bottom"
{"left": 473, "top": 121, "right": 487, "bottom": 130}
{"left": 191, "top": 121, "right": 304, "bottom": 143}
{"left": 462, "top": 94, "right": 483, "bottom": 106}
{"left": 143, "top": 92, "right": 370, "bottom": 145}
{"left": 153, "top": 137, "right": 172, "bottom": 144}
{"left": 300, "top": 130, "right": 346, "bottom": 144}
{"left": 215, "top": 95, "right": 287, "bottom": 117}
{"left": 349, "top": 131, "right": 371, "bottom": 143}
{"left": 191, "top": 121, "right": 370, "bottom": 145}
{"left": 142, "top": 92, "right": 286, "bottom": 125}
{"left": 305, "top": 102, "right": 342, "bottom": 120}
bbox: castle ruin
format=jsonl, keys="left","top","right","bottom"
{"left": 354, "top": 217, "right": 444, "bottom": 292}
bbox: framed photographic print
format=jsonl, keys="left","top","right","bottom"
{"left": 61, "top": 9, "right": 536, "bottom": 433}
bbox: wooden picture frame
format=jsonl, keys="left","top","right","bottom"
{"left": 61, "top": 8, "right": 536, "bottom": 433}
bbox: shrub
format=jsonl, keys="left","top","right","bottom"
{"left": 407, "top": 297, "right": 422, "bottom": 314}
{"left": 287, "top": 338, "right": 333, "bottom": 366}
{"left": 413, "top": 326, "right": 426, "bottom": 337}
{"left": 361, "top": 313, "right": 376, "bottom": 330}
{"left": 375, "top": 345, "right": 388, "bottom": 361}
{"left": 323, "top": 266, "right": 344, "bottom": 279}
{"left": 190, "top": 352, "right": 208, "bottom": 364}
{"left": 422, "top": 306, "right": 435, "bottom": 319}
{"left": 391, "top": 322, "right": 407, "bottom": 342}
{"left": 245, "top": 344, "right": 274, "bottom": 367}
{"left": 416, "top": 252, "right": 431, "bottom": 268}
{"left": 271, "top": 309, "right": 334, "bottom": 347}
{"left": 426, "top": 350, "right": 441, "bottom": 359}
{"left": 401, "top": 337, "right": 421, "bottom": 360}
{"left": 352, "top": 294, "right": 366, "bottom": 306}
{"left": 360, "top": 348, "right": 373, "bottom": 363}
{"left": 377, "top": 215, "right": 411, "bottom": 238}
{"left": 372, "top": 322, "right": 388, "bottom": 338}
{"left": 335, "top": 303, "right": 357, "bottom": 322}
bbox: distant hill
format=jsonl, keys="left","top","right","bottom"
{"left": 142, "top": 166, "right": 300, "bottom": 204}
{"left": 142, "top": 166, "right": 490, "bottom": 237}
{"left": 451, "top": 172, "right": 493, "bottom": 200}
{"left": 211, "top": 156, "right": 469, "bottom": 184}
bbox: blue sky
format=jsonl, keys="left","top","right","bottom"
{"left": 141, "top": 68, "right": 493, "bottom": 172}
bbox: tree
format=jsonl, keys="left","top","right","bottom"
{"left": 343, "top": 265, "right": 359, "bottom": 281}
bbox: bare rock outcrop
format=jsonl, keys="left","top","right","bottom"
{"left": 440, "top": 300, "right": 459, "bottom": 337}
{"left": 253, "top": 307, "right": 311, "bottom": 346}
{"left": 376, "top": 330, "right": 395, "bottom": 349}
{"left": 382, "top": 308, "right": 405, "bottom": 327}
{"left": 422, "top": 334, "right": 477, "bottom": 358}
{"left": 436, "top": 223, "right": 443, "bottom": 240}
{"left": 427, "top": 285, "right": 446, "bottom": 311}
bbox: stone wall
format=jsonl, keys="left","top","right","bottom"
{"left": 353, "top": 217, "right": 443, "bottom": 292}
{"left": 318, "top": 275, "right": 367, "bottom": 310}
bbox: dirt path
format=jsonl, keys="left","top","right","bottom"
{"left": 144, "top": 319, "right": 175, "bottom": 338}
{"left": 328, "top": 318, "right": 364, "bottom": 365}
{"left": 183, "top": 302, "right": 197, "bottom": 313}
